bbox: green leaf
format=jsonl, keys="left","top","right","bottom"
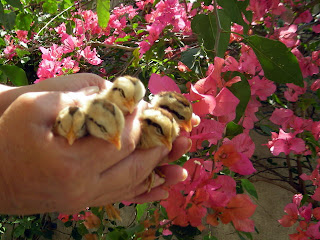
{"left": 241, "top": 179, "right": 258, "bottom": 200}
{"left": 225, "top": 72, "right": 251, "bottom": 123}
{"left": 16, "top": 13, "right": 33, "bottom": 30}
{"left": 105, "top": 230, "right": 128, "bottom": 240}
{"left": 13, "top": 224, "right": 25, "bottom": 238}
{"left": 217, "top": 0, "right": 249, "bottom": 33}
{"left": 191, "top": 11, "right": 231, "bottom": 58}
{"left": 42, "top": 0, "right": 58, "bottom": 14}
{"left": 0, "top": 65, "right": 28, "bottom": 86}
{"left": 245, "top": 35, "right": 304, "bottom": 87}
{"left": 136, "top": 203, "right": 148, "bottom": 222}
{"left": 71, "top": 228, "right": 82, "bottom": 240}
{"left": 97, "top": 0, "right": 110, "bottom": 28}
{"left": 180, "top": 47, "right": 201, "bottom": 72}
{"left": 16, "top": 48, "right": 30, "bottom": 58}
{"left": 2, "top": 12, "right": 16, "bottom": 30}
{"left": 6, "top": 0, "right": 23, "bottom": 10}
{"left": 225, "top": 121, "right": 243, "bottom": 138}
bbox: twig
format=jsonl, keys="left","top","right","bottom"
{"left": 213, "top": 0, "right": 221, "bottom": 56}
{"left": 286, "top": 155, "right": 294, "bottom": 186}
{"left": 35, "top": 4, "right": 74, "bottom": 38}
{"left": 251, "top": 178, "right": 297, "bottom": 194}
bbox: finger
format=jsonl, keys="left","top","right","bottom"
{"left": 95, "top": 146, "right": 169, "bottom": 195}
{"left": 91, "top": 173, "right": 166, "bottom": 206}
{"left": 192, "top": 113, "right": 201, "bottom": 127}
{"left": 155, "top": 165, "right": 188, "bottom": 186}
{"left": 161, "top": 136, "right": 192, "bottom": 164}
{"left": 125, "top": 187, "right": 169, "bottom": 204}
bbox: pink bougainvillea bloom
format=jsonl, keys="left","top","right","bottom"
{"left": 223, "top": 56, "right": 239, "bottom": 72}
{"left": 189, "top": 84, "right": 216, "bottom": 116}
{"left": 311, "top": 188, "right": 320, "bottom": 201}
{"left": 269, "top": 108, "right": 294, "bottom": 129}
{"left": 292, "top": 48, "right": 319, "bottom": 78}
{"left": 278, "top": 203, "right": 299, "bottom": 227}
{"left": 294, "top": 10, "right": 313, "bottom": 24}
{"left": 299, "top": 203, "right": 312, "bottom": 222}
{"left": 239, "top": 44, "right": 262, "bottom": 75}
{"left": 80, "top": 46, "right": 103, "bottom": 65}
{"left": 284, "top": 82, "right": 307, "bottom": 102}
{"left": 16, "top": 30, "right": 29, "bottom": 43}
{"left": 312, "top": 121, "right": 320, "bottom": 140}
{"left": 313, "top": 24, "right": 320, "bottom": 33}
{"left": 39, "top": 44, "right": 64, "bottom": 61}
{"left": 311, "top": 79, "right": 320, "bottom": 91}
{"left": 306, "top": 222, "right": 320, "bottom": 239}
{"left": 228, "top": 153, "right": 256, "bottom": 175}
{"left": 230, "top": 23, "right": 243, "bottom": 42}
{"left": 138, "top": 41, "right": 151, "bottom": 56}
{"left": 148, "top": 73, "right": 181, "bottom": 94}
{"left": 292, "top": 194, "right": 303, "bottom": 207}
{"left": 218, "top": 194, "right": 257, "bottom": 232}
{"left": 189, "top": 119, "right": 225, "bottom": 151}
{"left": 214, "top": 144, "right": 241, "bottom": 168}
{"left": 212, "top": 87, "right": 239, "bottom": 118}
{"left": 267, "top": 129, "right": 306, "bottom": 156}
{"left": 276, "top": 25, "right": 300, "bottom": 48}
{"left": 248, "top": 76, "right": 276, "bottom": 100}
{"left": 225, "top": 133, "right": 255, "bottom": 158}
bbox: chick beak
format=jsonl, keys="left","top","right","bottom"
{"left": 109, "top": 135, "right": 122, "bottom": 150}
{"left": 181, "top": 120, "right": 193, "bottom": 132}
{"left": 161, "top": 138, "right": 172, "bottom": 151}
{"left": 66, "top": 128, "right": 76, "bottom": 145}
{"left": 124, "top": 99, "right": 136, "bottom": 114}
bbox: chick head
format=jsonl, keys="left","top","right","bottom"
{"left": 53, "top": 106, "right": 87, "bottom": 145}
{"left": 85, "top": 98, "right": 125, "bottom": 150}
{"left": 139, "top": 107, "right": 180, "bottom": 151}
{"left": 151, "top": 91, "right": 193, "bottom": 132}
{"left": 107, "top": 76, "right": 146, "bottom": 115}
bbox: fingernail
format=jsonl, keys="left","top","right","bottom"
{"left": 154, "top": 177, "right": 166, "bottom": 188}
{"left": 78, "top": 86, "right": 100, "bottom": 95}
{"left": 181, "top": 168, "right": 188, "bottom": 181}
{"left": 162, "top": 191, "right": 169, "bottom": 200}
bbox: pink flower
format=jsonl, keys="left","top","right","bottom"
{"left": 39, "top": 44, "right": 64, "bottom": 61}
{"left": 230, "top": 23, "right": 243, "bottom": 42}
{"left": 138, "top": 41, "right": 151, "bottom": 57}
{"left": 248, "top": 76, "right": 276, "bottom": 100}
{"left": 239, "top": 44, "right": 262, "bottom": 75}
{"left": 16, "top": 30, "right": 29, "bottom": 43}
{"left": 284, "top": 82, "right": 307, "bottom": 102}
{"left": 278, "top": 203, "right": 299, "bottom": 227}
{"left": 294, "top": 10, "right": 313, "bottom": 24}
{"left": 311, "top": 79, "right": 320, "bottom": 91}
{"left": 80, "top": 46, "right": 103, "bottom": 65}
{"left": 312, "top": 24, "right": 320, "bottom": 33}
{"left": 266, "top": 129, "right": 306, "bottom": 156}
{"left": 148, "top": 73, "right": 181, "bottom": 94}
{"left": 269, "top": 108, "right": 294, "bottom": 129}
{"left": 274, "top": 25, "right": 300, "bottom": 48}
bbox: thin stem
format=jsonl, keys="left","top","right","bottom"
{"left": 213, "top": 0, "right": 221, "bottom": 56}
{"left": 35, "top": 4, "right": 74, "bottom": 38}
{"left": 297, "top": 155, "right": 307, "bottom": 194}
{"left": 251, "top": 178, "right": 297, "bottom": 194}
{"left": 286, "top": 155, "right": 294, "bottom": 186}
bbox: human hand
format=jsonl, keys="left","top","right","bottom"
{"left": 0, "top": 90, "right": 191, "bottom": 215}
{"left": 0, "top": 73, "right": 109, "bottom": 115}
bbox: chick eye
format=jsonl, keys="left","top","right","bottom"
{"left": 112, "top": 87, "right": 126, "bottom": 98}
{"left": 156, "top": 126, "right": 164, "bottom": 135}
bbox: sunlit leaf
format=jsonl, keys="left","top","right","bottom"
{"left": 97, "top": 0, "right": 110, "bottom": 28}
{"left": 191, "top": 11, "right": 231, "bottom": 58}
{"left": 245, "top": 35, "right": 304, "bottom": 87}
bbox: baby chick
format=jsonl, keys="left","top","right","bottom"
{"left": 85, "top": 98, "right": 125, "bottom": 150}
{"left": 151, "top": 91, "right": 193, "bottom": 132}
{"left": 138, "top": 107, "right": 180, "bottom": 151}
{"left": 53, "top": 106, "right": 87, "bottom": 145}
{"left": 102, "top": 75, "right": 146, "bottom": 115}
